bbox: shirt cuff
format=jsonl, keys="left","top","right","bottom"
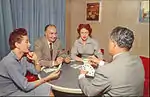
{"left": 78, "top": 74, "right": 85, "bottom": 79}
{"left": 99, "top": 60, "right": 105, "bottom": 66}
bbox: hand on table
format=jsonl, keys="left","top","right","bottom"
{"left": 88, "top": 56, "right": 100, "bottom": 67}
{"left": 52, "top": 61, "right": 60, "bottom": 67}
{"left": 64, "top": 57, "right": 71, "bottom": 63}
{"left": 46, "top": 70, "right": 61, "bottom": 81}
{"left": 75, "top": 56, "right": 83, "bottom": 62}
{"left": 56, "top": 57, "right": 63, "bottom": 64}
{"left": 80, "top": 69, "right": 88, "bottom": 75}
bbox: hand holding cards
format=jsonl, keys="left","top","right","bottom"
{"left": 57, "top": 63, "right": 62, "bottom": 71}
{"left": 42, "top": 63, "right": 62, "bottom": 73}
{"left": 82, "top": 59, "right": 95, "bottom": 77}
{"left": 45, "top": 69, "right": 61, "bottom": 81}
{"left": 83, "top": 58, "right": 89, "bottom": 63}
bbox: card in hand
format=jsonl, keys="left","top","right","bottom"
{"left": 81, "top": 63, "right": 95, "bottom": 77}
{"left": 42, "top": 63, "right": 62, "bottom": 73}
{"left": 56, "top": 63, "right": 62, "bottom": 71}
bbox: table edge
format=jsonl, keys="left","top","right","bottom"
{"left": 38, "top": 74, "right": 82, "bottom": 94}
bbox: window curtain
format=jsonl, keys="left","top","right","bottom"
{"left": 0, "top": 0, "right": 66, "bottom": 59}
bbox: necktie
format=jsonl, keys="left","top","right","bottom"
{"left": 49, "top": 43, "right": 53, "bottom": 60}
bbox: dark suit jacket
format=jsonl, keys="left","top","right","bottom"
{"left": 34, "top": 36, "right": 67, "bottom": 67}
{"left": 79, "top": 52, "right": 144, "bottom": 96}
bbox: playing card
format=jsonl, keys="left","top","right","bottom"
{"left": 81, "top": 63, "right": 95, "bottom": 77}
{"left": 71, "top": 64, "right": 82, "bottom": 69}
{"left": 86, "top": 67, "right": 95, "bottom": 77}
{"left": 42, "top": 63, "right": 62, "bottom": 73}
{"left": 83, "top": 58, "right": 89, "bottom": 64}
{"left": 43, "top": 67, "right": 57, "bottom": 73}
{"left": 81, "top": 65, "right": 86, "bottom": 70}
{"left": 70, "top": 64, "right": 78, "bottom": 68}
{"left": 70, "top": 59, "right": 76, "bottom": 62}
{"left": 57, "top": 63, "right": 62, "bottom": 70}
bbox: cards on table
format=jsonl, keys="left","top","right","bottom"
{"left": 42, "top": 63, "right": 62, "bottom": 73}
{"left": 83, "top": 58, "right": 89, "bottom": 63}
{"left": 70, "top": 64, "right": 82, "bottom": 69}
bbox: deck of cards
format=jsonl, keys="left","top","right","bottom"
{"left": 82, "top": 59, "right": 95, "bottom": 77}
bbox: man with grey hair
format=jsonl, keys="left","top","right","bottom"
{"left": 34, "top": 24, "right": 70, "bottom": 67}
{"left": 78, "top": 26, "right": 144, "bottom": 96}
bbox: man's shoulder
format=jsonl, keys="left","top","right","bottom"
{"left": 55, "top": 38, "right": 61, "bottom": 42}
{"left": 112, "top": 53, "right": 141, "bottom": 67}
{"left": 118, "top": 52, "right": 139, "bottom": 61}
{"left": 35, "top": 36, "right": 46, "bottom": 43}
{"left": 55, "top": 38, "right": 62, "bottom": 44}
{"left": 36, "top": 36, "right": 45, "bottom": 41}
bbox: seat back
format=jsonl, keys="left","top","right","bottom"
{"left": 140, "top": 56, "right": 149, "bottom": 97}
{"left": 100, "top": 49, "right": 104, "bottom": 55}
{"left": 25, "top": 71, "right": 38, "bottom": 82}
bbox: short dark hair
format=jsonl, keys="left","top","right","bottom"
{"left": 77, "top": 24, "right": 92, "bottom": 38}
{"left": 44, "top": 24, "right": 56, "bottom": 31}
{"left": 9, "top": 28, "right": 27, "bottom": 50}
{"left": 110, "top": 26, "right": 134, "bottom": 50}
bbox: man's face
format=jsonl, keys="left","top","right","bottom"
{"left": 16, "top": 36, "right": 31, "bottom": 53}
{"left": 108, "top": 38, "right": 115, "bottom": 56}
{"left": 45, "top": 26, "right": 57, "bottom": 43}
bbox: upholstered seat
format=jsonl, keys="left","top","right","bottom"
{"left": 140, "top": 56, "right": 149, "bottom": 97}
{"left": 25, "top": 71, "right": 38, "bottom": 82}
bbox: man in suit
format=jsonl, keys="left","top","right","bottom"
{"left": 78, "top": 26, "right": 144, "bottom": 96}
{"left": 34, "top": 24, "right": 70, "bottom": 67}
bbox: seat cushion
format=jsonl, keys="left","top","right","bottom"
{"left": 25, "top": 71, "right": 38, "bottom": 82}
{"left": 140, "top": 56, "right": 149, "bottom": 96}
{"left": 144, "top": 79, "right": 149, "bottom": 97}
{"left": 140, "top": 56, "right": 149, "bottom": 79}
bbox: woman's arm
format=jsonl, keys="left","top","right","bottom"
{"left": 93, "top": 40, "right": 103, "bottom": 60}
{"left": 71, "top": 41, "right": 83, "bottom": 61}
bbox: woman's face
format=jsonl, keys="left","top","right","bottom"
{"left": 16, "top": 36, "right": 31, "bottom": 53}
{"left": 80, "top": 28, "right": 89, "bottom": 41}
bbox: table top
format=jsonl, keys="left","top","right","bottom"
{"left": 38, "top": 61, "right": 84, "bottom": 94}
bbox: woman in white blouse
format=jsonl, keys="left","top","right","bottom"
{"left": 71, "top": 24, "right": 103, "bottom": 62}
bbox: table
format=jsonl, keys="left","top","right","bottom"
{"left": 38, "top": 61, "right": 84, "bottom": 94}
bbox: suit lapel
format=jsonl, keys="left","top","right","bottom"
{"left": 43, "top": 37, "right": 51, "bottom": 59}
{"left": 42, "top": 38, "right": 60, "bottom": 60}
{"left": 53, "top": 40, "right": 59, "bottom": 60}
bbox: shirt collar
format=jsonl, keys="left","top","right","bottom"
{"left": 46, "top": 39, "right": 53, "bottom": 49}
{"left": 113, "top": 51, "right": 129, "bottom": 60}
{"left": 78, "top": 37, "right": 92, "bottom": 44}
{"left": 10, "top": 51, "right": 20, "bottom": 61}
